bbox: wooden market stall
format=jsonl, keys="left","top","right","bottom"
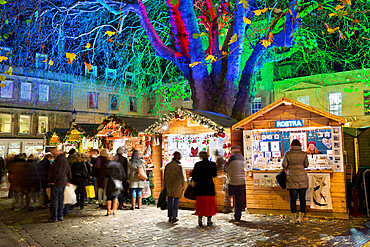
{"left": 145, "top": 108, "right": 237, "bottom": 210}
{"left": 63, "top": 123, "right": 100, "bottom": 153}
{"left": 232, "top": 97, "right": 348, "bottom": 219}
{"left": 94, "top": 115, "right": 157, "bottom": 165}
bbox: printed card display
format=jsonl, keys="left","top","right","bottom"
{"left": 270, "top": 141, "right": 280, "bottom": 152}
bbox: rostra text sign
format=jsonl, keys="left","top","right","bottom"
{"left": 275, "top": 120, "right": 303, "bottom": 128}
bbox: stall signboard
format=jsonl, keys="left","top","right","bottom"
{"left": 66, "top": 129, "right": 82, "bottom": 142}
{"left": 275, "top": 120, "right": 303, "bottom": 128}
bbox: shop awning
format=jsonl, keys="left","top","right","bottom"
{"left": 188, "top": 109, "right": 238, "bottom": 128}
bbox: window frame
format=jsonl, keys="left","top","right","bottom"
{"left": 329, "top": 93, "right": 342, "bottom": 116}
{"left": 251, "top": 97, "right": 262, "bottom": 114}
{"left": 85, "top": 65, "right": 98, "bottom": 78}
{"left": 39, "top": 84, "right": 50, "bottom": 102}
{"left": 35, "top": 52, "right": 48, "bottom": 70}
{"left": 130, "top": 97, "right": 137, "bottom": 113}
{"left": 109, "top": 94, "right": 119, "bottom": 111}
{"left": 0, "top": 46, "right": 12, "bottom": 64}
{"left": 88, "top": 92, "right": 99, "bottom": 109}
{"left": 0, "top": 114, "right": 12, "bottom": 133}
{"left": 105, "top": 68, "right": 117, "bottom": 80}
{"left": 364, "top": 90, "right": 370, "bottom": 115}
{"left": 297, "top": 96, "right": 309, "bottom": 106}
{"left": 38, "top": 116, "right": 48, "bottom": 134}
{"left": 0, "top": 80, "right": 13, "bottom": 99}
{"left": 19, "top": 115, "right": 31, "bottom": 134}
{"left": 20, "top": 82, "right": 32, "bottom": 101}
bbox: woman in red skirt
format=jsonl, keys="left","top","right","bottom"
{"left": 191, "top": 151, "right": 218, "bottom": 226}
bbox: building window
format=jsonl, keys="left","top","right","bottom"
{"left": 85, "top": 65, "right": 98, "bottom": 78}
{"left": 0, "top": 114, "right": 12, "bottom": 133}
{"left": 110, "top": 94, "right": 119, "bottom": 111}
{"left": 125, "top": 72, "right": 133, "bottom": 84}
{"left": 0, "top": 81, "right": 13, "bottom": 99}
{"left": 364, "top": 90, "right": 370, "bottom": 115}
{"left": 35, "top": 52, "right": 48, "bottom": 69}
{"left": 183, "top": 84, "right": 191, "bottom": 102}
{"left": 329, "top": 93, "right": 342, "bottom": 116}
{"left": 20, "top": 82, "right": 32, "bottom": 101}
{"left": 38, "top": 116, "right": 48, "bottom": 134}
{"left": 298, "top": 96, "right": 309, "bottom": 106}
{"left": 105, "top": 68, "right": 117, "bottom": 80}
{"left": 130, "top": 97, "right": 137, "bottom": 113}
{"left": 88, "top": 92, "right": 99, "bottom": 109}
{"left": 39, "top": 84, "right": 50, "bottom": 102}
{"left": 255, "top": 70, "right": 262, "bottom": 81}
{"left": 147, "top": 96, "right": 155, "bottom": 114}
{"left": 164, "top": 88, "right": 172, "bottom": 103}
{"left": 0, "top": 47, "right": 12, "bottom": 64}
{"left": 251, "top": 97, "right": 262, "bottom": 114}
{"left": 19, "top": 115, "right": 30, "bottom": 134}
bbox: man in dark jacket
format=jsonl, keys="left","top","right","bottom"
{"left": 38, "top": 153, "right": 52, "bottom": 208}
{"left": 48, "top": 147, "right": 71, "bottom": 222}
{"left": 115, "top": 147, "right": 128, "bottom": 209}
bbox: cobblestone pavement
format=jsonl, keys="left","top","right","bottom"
{"left": 0, "top": 185, "right": 369, "bottom": 247}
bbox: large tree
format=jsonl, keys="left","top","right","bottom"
{"left": 0, "top": 0, "right": 365, "bottom": 119}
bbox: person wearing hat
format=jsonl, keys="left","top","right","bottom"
{"left": 307, "top": 141, "right": 322, "bottom": 156}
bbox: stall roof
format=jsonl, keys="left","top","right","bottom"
{"left": 233, "top": 97, "right": 345, "bottom": 129}
{"left": 343, "top": 126, "right": 370, "bottom": 137}
{"left": 75, "top": 123, "right": 100, "bottom": 137}
{"left": 116, "top": 116, "right": 158, "bottom": 132}
{"left": 54, "top": 128, "right": 69, "bottom": 140}
{"left": 188, "top": 109, "right": 238, "bottom": 128}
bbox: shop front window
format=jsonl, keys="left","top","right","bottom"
{"left": 38, "top": 116, "right": 48, "bottom": 134}
{"left": 251, "top": 97, "right": 262, "bottom": 114}
{"left": 329, "top": 93, "right": 342, "bottom": 116}
{"left": 0, "top": 81, "right": 13, "bottom": 99}
{"left": 298, "top": 96, "right": 309, "bottom": 106}
{"left": 0, "top": 114, "right": 12, "bottom": 133}
{"left": 8, "top": 142, "right": 21, "bottom": 156}
{"left": 19, "top": 115, "right": 30, "bottom": 134}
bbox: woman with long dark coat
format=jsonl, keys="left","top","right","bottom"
{"left": 104, "top": 155, "right": 125, "bottom": 216}
{"left": 71, "top": 153, "right": 90, "bottom": 209}
{"left": 282, "top": 139, "right": 309, "bottom": 224}
{"left": 191, "top": 151, "right": 217, "bottom": 226}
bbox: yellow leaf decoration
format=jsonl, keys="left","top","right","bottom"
{"left": 104, "top": 31, "right": 116, "bottom": 37}
{"left": 4, "top": 66, "right": 12, "bottom": 76}
{"left": 84, "top": 62, "right": 91, "bottom": 73}
{"left": 85, "top": 43, "right": 91, "bottom": 49}
{"left": 0, "top": 56, "right": 8, "bottom": 62}
{"left": 337, "top": 10, "right": 347, "bottom": 18}
{"left": 243, "top": 16, "right": 251, "bottom": 25}
{"left": 0, "top": 76, "right": 6, "bottom": 82}
{"left": 189, "top": 61, "right": 201, "bottom": 68}
{"left": 222, "top": 51, "right": 228, "bottom": 56}
{"left": 327, "top": 27, "right": 339, "bottom": 34}
{"left": 260, "top": 39, "right": 271, "bottom": 48}
{"left": 254, "top": 8, "right": 268, "bottom": 16}
{"left": 48, "top": 59, "right": 54, "bottom": 66}
{"left": 200, "top": 32, "right": 209, "bottom": 37}
{"left": 238, "top": 0, "right": 249, "bottom": 9}
{"left": 193, "top": 33, "right": 200, "bottom": 39}
{"left": 43, "top": 59, "right": 48, "bottom": 63}
{"left": 66, "top": 53, "right": 77, "bottom": 64}
{"left": 335, "top": 5, "right": 345, "bottom": 11}
{"left": 273, "top": 8, "right": 282, "bottom": 14}
{"left": 268, "top": 32, "right": 274, "bottom": 42}
{"left": 329, "top": 12, "right": 337, "bottom": 17}
{"left": 228, "top": 33, "right": 237, "bottom": 45}
{"left": 205, "top": 55, "right": 217, "bottom": 63}
{"left": 341, "top": 0, "right": 351, "bottom": 5}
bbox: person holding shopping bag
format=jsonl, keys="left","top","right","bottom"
{"left": 128, "top": 150, "right": 145, "bottom": 210}
{"left": 282, "top": 139, "right": 309, "bottom": 224}
{"left": 163, "top": 151, "right": 186, "bottom": 223}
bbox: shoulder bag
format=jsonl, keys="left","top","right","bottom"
{"left": 138, "top": 165, "right": 148, "bottom": 181}
{"left": 276, "top": 169, "right": 287, "bottom": 189}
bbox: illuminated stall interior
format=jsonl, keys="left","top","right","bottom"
{"left": 233, "top": 97, "right": 348, "bottom": 218}
{"left": 145, "top": 108, "right": 237, "bottom": 209}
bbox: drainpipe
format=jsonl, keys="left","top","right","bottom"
{"left": 354, "top": 128, "right": 359, "bottom": 174}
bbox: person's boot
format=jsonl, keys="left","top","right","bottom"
{"left": 207, "top": 216, "right": 213, "bottom": 226}
{"left": 106, "top": 201, "right": 112, "bottom": 216}
{"left": 112, "top": 199, "right": 118, "bottom": 215}
{"left": 297, "top": 212, "right": 304, "bottom": 223}
{"left": 198, "top": 216, "right": 203, "bottom": 227}
{"left": 168, "top": 217, "right": 172, "bottom": 223}
{"left": 290, "top": 213, "right": 297, "bottom": 224}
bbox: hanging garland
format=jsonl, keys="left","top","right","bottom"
{"left": 90, "top": 115, "right": 138, "bottom": 137}
{"left": 145, "top": 107, "right": 225, "bottom": 137}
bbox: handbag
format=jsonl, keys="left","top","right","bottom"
{"left": 142, "top": 181, "right": 151, "bottom": 198}
{"left": 276, "top": 169, "right": 287, "bottom": 189}
{"left": 64, "top": 184, "right": 77, "bottom": 204}
{"left": 85, "top": 185, "right": 96, "bottom": 198}
{"left": 157, "top": 189, "right": 167, "bottom": 210}
{"left": 184, "top": 180, "right": 196, "bottom": 200}
{"left": 113, "top": 179, "right": 123, "bottom": 191}
{"left": 138, "top": 165, "right": 148, "bottom": 181}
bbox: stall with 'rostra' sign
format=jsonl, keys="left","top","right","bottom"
{"left": 232, "top": 97, "right": 348, "bottom": 219}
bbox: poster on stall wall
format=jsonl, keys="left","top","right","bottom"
{"left": 309, "top": 174, "right": 332, "bottom": 210}
{"left": 290, "top": 132, "right": 307, "bottom": 151}
{"left": 93, "top": 140, "right": 99, "bottom": 149}
{"left": 82, "top": 137, "right": 88, "bottom": 150}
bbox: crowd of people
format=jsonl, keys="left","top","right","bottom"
{"left": 3, "top": 146, "right": 147, "bottom": 222}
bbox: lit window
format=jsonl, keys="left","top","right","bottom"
{"left": 364, "top": 90, "right": 370, "bottom": 115}
{"left": 19, "top": 115, "right": 30, "bottom": 134}
{"left": 298, "top": 96, "right": 309, "bottom": 106}
{"left": 20, "top": 82, "right": 32, "bottom": 100}
{"left": 130, "top": 97, "right": 137, "bottom": 112}
{"left": 110, "top": 94, "right": 119, "bottom": 111}
{"left": 251, "top": 97, "right": 262, "bottom": 114}
{"left": 39, "top": 84, "right": 50, "bottom": 102}
{"left": 38, "top": 116, "right": 48, "bottom": 134}
{"left": 329, "top": 93, "right": 342, "bottom": 116}
{"left": 105, "top": 68, "right": 117, "bottom": 80}
{"left": 35, "top": 53, "right": 48, "bottom": 69}
{"left": 85, "top": 65, "right": 98, "bottom": 78}
{"left": 0, "top": 114, "right": 12, "bottom": 133}
{"left": 0, "top": 47, "right": 12, "bottom": 64}
{"left": 88, "top": 92, "right": 99, "bottom": 108}
{"left": 0, "top": 81, "right": 13, "bottom": 99}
